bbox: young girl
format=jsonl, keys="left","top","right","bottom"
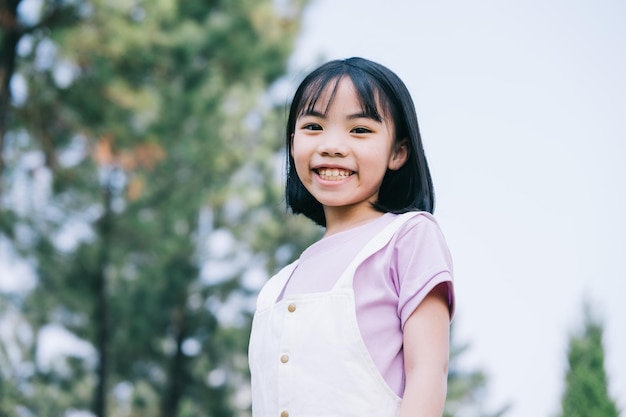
{"left": 249, "top": 57, "right": 454, "bottom": 417}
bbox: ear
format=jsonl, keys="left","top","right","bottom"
{"left": 388, "top": 139, "right": 409, "bottom": 171}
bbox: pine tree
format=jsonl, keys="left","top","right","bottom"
{"left": 1, "top": 0, "right": 310, "bottom": 416}
{"left": 557, "top": 302, "right": 620, "bottom": 417}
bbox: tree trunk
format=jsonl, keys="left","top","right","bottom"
{"left": 93, "top": 183, "right": 113, "bottom": 417}
{"left": 161, "top": 305, "right": 187, "bottom": 417}
{"left": 0, "top": 0, "right": 22, "bottom": 202}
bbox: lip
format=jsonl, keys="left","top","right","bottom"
{"left": 311, "top": 163, "right": 355, "bottom": 172}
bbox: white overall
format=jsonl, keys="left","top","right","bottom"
{"left": 249, "top": 212, "right": 421, "bottom": 417}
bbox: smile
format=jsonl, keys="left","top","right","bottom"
{"left": 315, "top": 168, "right": 354, "bottom": 181}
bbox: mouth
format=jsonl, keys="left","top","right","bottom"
{"left": 314, "top": 167, "right": 355, "bottom": 181}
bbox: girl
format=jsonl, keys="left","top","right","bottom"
{"left": 249, "top": 57, "right": 454, "bottom": 417}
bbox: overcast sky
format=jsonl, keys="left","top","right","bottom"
{"left": 288, "top": 1, "right": 626, "bottom": 416}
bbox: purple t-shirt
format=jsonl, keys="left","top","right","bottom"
{"left": 281, "top": 212, "right": 454, "bottom": 396}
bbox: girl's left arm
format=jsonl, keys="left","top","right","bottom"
{"left": 399, "top": 282, "right": 451, "bottom": 417}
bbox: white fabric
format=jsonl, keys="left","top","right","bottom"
{"left": 249, "top": 212, "right": 422, "bottom": 417}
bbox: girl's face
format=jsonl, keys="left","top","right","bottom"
{"left": 291, "top": 77, "right": 407, "bottom": 227}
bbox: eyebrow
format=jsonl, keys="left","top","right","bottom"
{"left": 300, "top": 109, "right": 325, "bottom": 118}
{"left": 346, "top": 112, "right": 372, "bottom": 120}
{"left": 299, "top": 109, "right": 377, "bottom": 121}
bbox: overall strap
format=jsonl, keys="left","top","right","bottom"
{"left": 334, "top": 211, "right": 423, "bottom": 289}
{"left": 255, "top": 260, "right": 299, "bottom": 310}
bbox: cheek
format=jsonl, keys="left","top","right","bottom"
{"left": 291, "top": 135, "right": 310, "bottom": 160}
{"left": 291, "top": 142, "right": 309, "bottom": 173}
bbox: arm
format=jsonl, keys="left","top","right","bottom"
{"left": 399, "top": 282, "right": 451, "bottom": 417}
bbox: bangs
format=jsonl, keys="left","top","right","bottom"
{"left": 294, "top": 72, "right": 393, "bottom": 125}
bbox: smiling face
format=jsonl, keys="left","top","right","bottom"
{"left": 291, "top": 77, "right": 407, "bottom": 231}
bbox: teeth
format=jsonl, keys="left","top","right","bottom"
{"left": 317, "top": 168, "right": 352, "bottom": 180}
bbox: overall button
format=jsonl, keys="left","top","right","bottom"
{"left": 280, "top": 354, "right": 289, "bottom": 363}
{"left": 280, "top": 411, "right": 289, "bottom": 417}
{"left": 287, "top": 303, "right": 296, "bottom": 312}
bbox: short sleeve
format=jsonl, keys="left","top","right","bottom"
{"left": 391, "top": 214, "right": 455, "bottom": 327}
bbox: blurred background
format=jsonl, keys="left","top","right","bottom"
{"left": 0, "top": 1, "right": 623, "bottom": 417}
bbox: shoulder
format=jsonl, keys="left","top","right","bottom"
{"left": 362, "top": 211, "right": 453, "bottom": 281}
{"left": 397, "top": 210, "right": 441, "bottom": 228}
{"left": 362, "top": 211, "right": 450, "bottom": 262}
{"left": 391, "top": 211, "right": 448, "bottom": 245}
{"left": 399, "top": 212, "right": 451, "bottom": 261}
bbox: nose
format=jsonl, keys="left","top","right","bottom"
{"left": 317, "top": 132, "right": 348, "bottom": 157}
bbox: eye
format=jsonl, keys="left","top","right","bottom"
{"left": 351, "top": 126, "right": 372, "bottom": 134}
{"left": 302, "top": 123, "right": 322, "bottom": 131}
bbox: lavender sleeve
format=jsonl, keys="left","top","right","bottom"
{"left": 392, "top": 215, "right": 455, "bottom": 328}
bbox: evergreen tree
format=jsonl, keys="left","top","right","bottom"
{"left": 1, "top": 0, "right": 311, "bottom": 416}
{"left": 557, "top": 302, "right": 620, "bottom": 417}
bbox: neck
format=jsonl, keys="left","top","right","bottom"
{"left": 323, "top": 205, "right": 384, "bottom": 237}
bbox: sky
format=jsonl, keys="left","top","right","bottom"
{"left": 287, "top": 1, "right": 626, "bottom": 416}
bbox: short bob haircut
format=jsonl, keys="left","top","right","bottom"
{"left": 285, "top": 57, "right": 435, "bottom": 227}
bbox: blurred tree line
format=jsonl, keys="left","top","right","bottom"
{"left": 0, "top": 1, "right": 619, "bottom": 417}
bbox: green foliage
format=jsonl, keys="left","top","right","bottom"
{"left": 557, "top": 303, "right": 620, "bottom": 417}
{"left": 444, "top": 324, "right": 510, "bottom": 417}
{"left": 1, "top": 0, "right": 310, "bottom": 416}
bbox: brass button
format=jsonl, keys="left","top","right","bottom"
{"left": 287, "top": 303, "right": 296, "bottom": 312}
{"left": 280, "top": 411, "right": 289, "bottom": 417}
{"left": 280, "top": 354, "right": 289, "bottom": 363}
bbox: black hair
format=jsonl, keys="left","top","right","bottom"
{"left": 285, "top": 57, "right": 435, "bottom": 227}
